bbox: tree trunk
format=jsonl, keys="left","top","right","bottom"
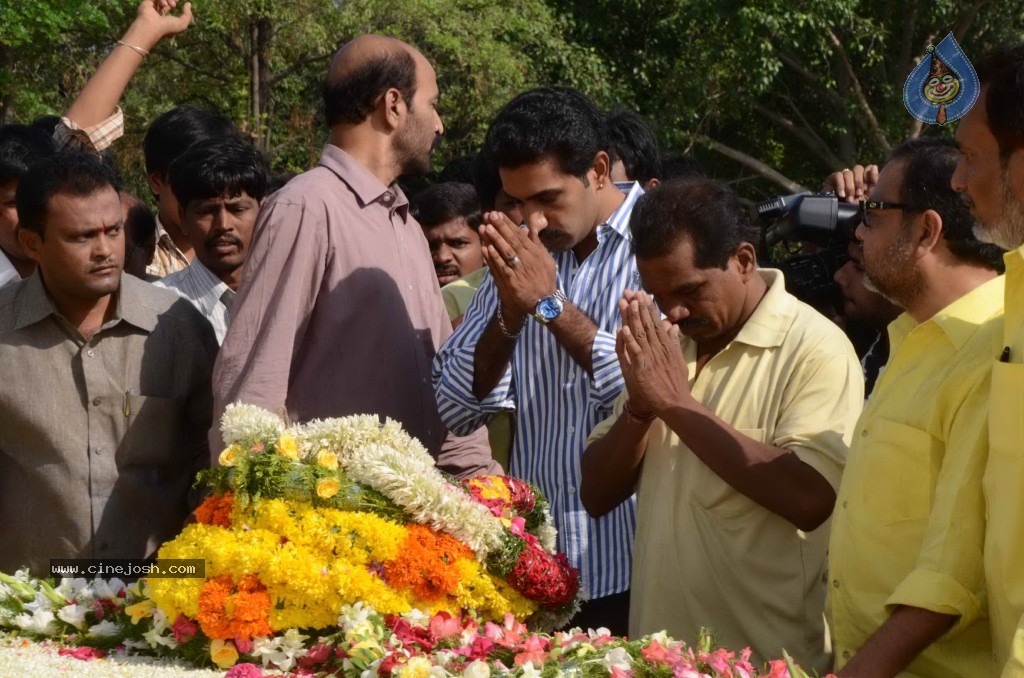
{"left": 248, "top": 16, "right": 273, "bottom": 153}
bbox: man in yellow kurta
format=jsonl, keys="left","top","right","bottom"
{"left": 581, "top": 178, "right": 862, "bottom": 674}
{"left": 952, "top": 45, "right": 1024, "bottom": 677}
{"left": 829, "top": 138, "right": 1005, "bottom": 677}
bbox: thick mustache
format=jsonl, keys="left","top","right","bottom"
{"left": 677, "top": 318, "right": 710, "bottom": 329}
{"left": 90, "top": 259, "right": 117, "bottom": 272}
{"left": 206, "top": 234, "right": 243, "bottom": 249}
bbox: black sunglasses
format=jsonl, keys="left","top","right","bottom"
{"left": 858, "top": 199, "right": 915, "bottom": 226}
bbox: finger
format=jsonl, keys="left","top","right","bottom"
{"left": 822, "top": 171, "right": 843, "bottom": 198}
{"left": 482, "top": 244, "right": 513, "bottom": 281}
{"left": 626, "top": 300, "right": 651, "bottom": 352}
{"left": 490, "top": 210, "right": 531, "bottom": 250}
{"left": 615, "top": 328, "right": 631, "bottom": 368}
{"left": 620, "top": 326, "right": 644, "bottom": 360}
{"left": 864, "top": 165, "right": 880, "bottom": 191}
{"left": 851, "top": 165, "right": 870, "bottom": 200}
{"left": 175, "top": 1, "right": 193, "bottom": 28}
{"left": 482, "top": 224, "right": 519, "bottom": 266}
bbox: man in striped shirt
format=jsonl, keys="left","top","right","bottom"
{"left": 155, "top": 136, "right": 269, "bottom": 344}
{"left": 433, "top": 88, "right": 642, "bottom": 634}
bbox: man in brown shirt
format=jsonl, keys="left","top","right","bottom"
{"left": 213, "top": 36, "right": 497, "bottom": 476}
{"left": 0, "top": 152, "right": 217, "bottom": 576}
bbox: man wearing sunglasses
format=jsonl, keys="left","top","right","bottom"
{"left": 827, "top": 137, "right": 1005, "bottom": 677}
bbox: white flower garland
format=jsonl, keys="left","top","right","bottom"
{"left": 218, "top": 405, "right": 556, "bottom": 561}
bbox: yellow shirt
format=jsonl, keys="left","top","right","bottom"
{"left": 987, "top": 245, "right": 1024, "bottom": 677}
{"left": 829, "top": 276, "right": 1004, "bottom": 678}
{"left": 439, "top": 267, "right": 512, "bottom": 470}
{"left": 588, "top": 269, "right": 862, "bottom": 673}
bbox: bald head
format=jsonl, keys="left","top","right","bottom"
{"left": 324, "top": 35, "right": 422, "bottom": 127}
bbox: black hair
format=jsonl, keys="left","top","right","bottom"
{"left": 888, "top": 137, "right": 1005, "bottom": 271}
{"left": 29, "top": 115, "right": 61, "bottom": 137}
{"left": 168, "top": 136, "right": 270, "bottom": 209}
{"left": 16, "top": 151, "right": 119, "bottom": 237}
{"left": 483, "top": 87, "right": 606, "bottom": 181}
{"left": 437, "top": 153, "right": 503, "bottom": 210}
{"left": 122, "top": 195, "right": 157, "bottom": 247}
{"left": 323, "top": 49, "right": 417, "bottom": 126}
{"left": 976, "top": 45, "right": 1024, "bottom": 161}
{"left": 630, "top": 178, "right": 761, "bottom": 267}
{"left": 605, "top": 109, "right": 660, "bottom": 185}
{"left": 143, "top": 105, "right": 238, "bottom": 177}
{"left": 410, "top": 182, "right": 482, "bottom": 230}
{"left": 0, "top": 125, "right": 56, "bottom": 184}
{"left": 660, "top": 153, "right": 705, "bottom": 182}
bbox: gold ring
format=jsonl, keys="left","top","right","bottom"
{"left": 842, "top": 168, "right": 853, "bottom": 174}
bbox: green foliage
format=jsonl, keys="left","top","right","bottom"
{"left": 3, "top": 0, "right": 1022, "bottom": 200}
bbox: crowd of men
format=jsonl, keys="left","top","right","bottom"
{"left": 2, "top": 2, "right": 1024, "bottom": 677}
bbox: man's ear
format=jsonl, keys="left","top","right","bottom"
{"left": 735, "top": 242, "right": 759, "bottom": 279}
{"left": 915, "top": 209, "right": 944, "bottom": 257}
{"left": 381, "top": 87, "right": 406, "bottom": 131}
{"left": 591, "top": 150, "right": 611, "bottom": 188}
{"left": 146, "top": 171, "right": 164, "bottom": 197}
{"left": 17, "top": 226, "right": 43, "bottom": 263}
{"left": 644, "top": 178, "right": 660, "bottom": 191}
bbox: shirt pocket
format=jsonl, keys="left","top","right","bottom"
{"left": 689, "top": 427, "right": 766, "bottom": 515}
{"left": 989, "top": 361, "right": 1024, "bottom": 460}
{"left": 857, "top": 418, "right": 935, "bottom": 525}
{"left": 117, "top": 395, "right": 181, "bottom": 465}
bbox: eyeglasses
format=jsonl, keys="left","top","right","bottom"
{"left": 858, "top": 199, "right": 915, "bottom": 226}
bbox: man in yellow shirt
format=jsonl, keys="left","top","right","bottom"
{"left": 581, "top": 178, "right": 862, "bottom": 673}
{"left": 829, "top": 138, "right": 1006, "bottom": 677}
{"left": 952, "top": 45, "right": 1024, "bottom": 677}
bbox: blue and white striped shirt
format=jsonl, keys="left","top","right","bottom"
{"left": 433, "top": 182, "right": 643, "bottom": 599}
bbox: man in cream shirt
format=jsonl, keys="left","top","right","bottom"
{"left": 582, "top": 178, "right": 862, "bottom": 673}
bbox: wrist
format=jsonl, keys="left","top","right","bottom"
{"left": 121, "top": 25, "right": 162, "bottom": 52}
{"left": 496, "top": 299, "right": 526, "bottom": 340}
{"left": 623, "top": 399, "right": 656, "bottom": 425}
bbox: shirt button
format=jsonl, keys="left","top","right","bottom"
{"left": 842, "top": 650, "right": 851, "bottom": 660}
{"left": 833, "top": 579, "right": 841, "bottom": 588}
{"left": 92, "top": 397, "right": 102, "bottom": 406}
{"left": 567, "top": 425, "right": 575, "bottom": 434}
{"left": 563, "top": 381, "right": 574, "bottom": 389}
{"left": 842, "top": 500, "right": 848, "bottom": 509}
{"left": 407, "top": 284, "right": 413, "bottom": 291}
{"left": 94, "top": 447, "right": 103, "bottom": 456}
{"left": 860, "top": 429, "right": 868, "bottom": 437}
{"left": 568, "top": 486, "right": 577, "bottom": 495}
{"left": 87, "top": 349, "right": 94, "bottom": 357}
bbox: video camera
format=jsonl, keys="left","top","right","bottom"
{"left": 754, "top": 193, "right": 863, "bottom": 311}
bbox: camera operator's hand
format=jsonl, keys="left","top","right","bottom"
{"left": 823, "top": 164, "right": 879, "bottom": 203}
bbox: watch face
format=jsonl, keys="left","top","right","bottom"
{"left": 537, "top": 295, "right": 564, "bottom": 321}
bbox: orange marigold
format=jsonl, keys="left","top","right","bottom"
{"left": 195, "top": 492, "right": 234, "bottom": 528}
{"left": 382, "top": 525, "right": 473, "bottom": 601}
{"left": 196, "top": 574, "right": 273, "bottom": 640}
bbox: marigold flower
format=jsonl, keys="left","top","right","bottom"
{"left": 316, "top": 450, "right": 339, "bottom": 470}
{"left": 316, "top": 477, "right": 340, "bottom": 499}
{"left": 195, "top": 492, "right": 234, "bottom": 528}
{"left": 276, "top": 434, "right": 300, "bottom": 461}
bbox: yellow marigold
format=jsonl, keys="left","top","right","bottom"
{"left": 316, "top": 450, "right": 339, "bottom": 470}
{"left": 218, "top": 445, "right": 242, "bottom": 467}
{"left": 316, "top": 476, "right": 340, "bottom": 499}
{"left": 276, "top": 434, "right": 300, "bottom": 461}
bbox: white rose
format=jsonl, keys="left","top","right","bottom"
{"left": 463, "top": 660, "right": 491, "bottom": 678}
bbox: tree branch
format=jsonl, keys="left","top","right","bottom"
{"left": 897, "top": 0, "right": 922, "bottom": 79}
{"left": 777, "top": 49, "right": 846, "bottom": 113}
{"left": 754, "top": 101, "right": 845, "bottom": 169}
{"left": 268, "top": 51, "right": 334, "bottom": 87}
{"left": 151, "top": 48, "right": 234, "bottom": 84}
{"left": 827, "top": 28, "right": 892, "bottom": 155}
{"left": 695, "top": 135, "right": 809, "bottom": 193}
{"left": 954, "top": 0, "right": 988, "bottom": 40}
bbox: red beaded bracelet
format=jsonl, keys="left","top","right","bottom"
{"left": 623, "top": 400, "right": 656, "bottom": 423}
